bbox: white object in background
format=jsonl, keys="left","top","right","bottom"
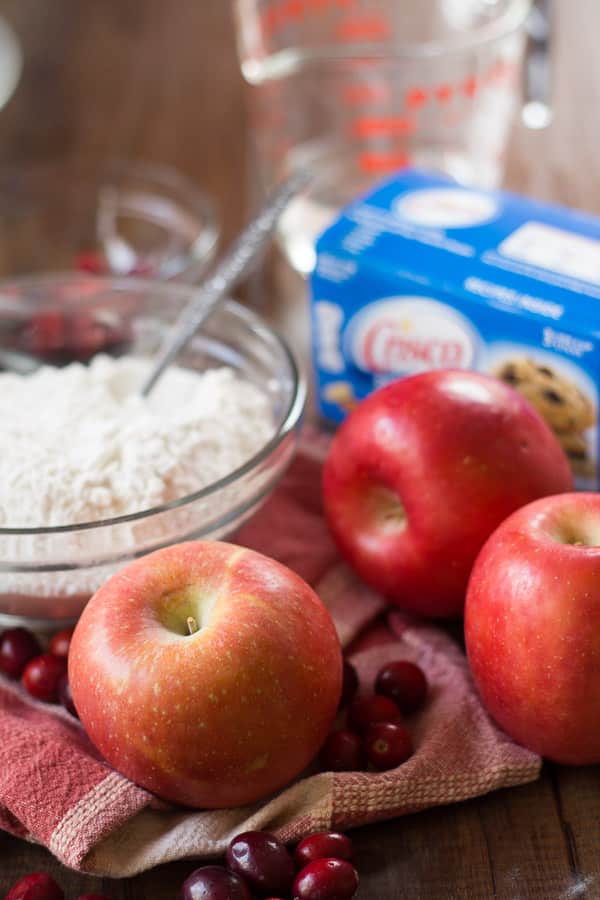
{"left": 0, "top": 16, "right": 22, "bottom": 111}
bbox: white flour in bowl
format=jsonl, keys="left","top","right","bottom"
{"left": 0, "top": 354, "right": 275, "bottom": 527}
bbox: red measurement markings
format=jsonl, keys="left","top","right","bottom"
{"left": 260, "top": 1, "right": 303, "bottom": 38}
{"left": 434, "top": 83, "right": 454, "bottom": 104}
{"left": 462, "top": 74, "right": 478, "bottom": 97}
{"left": 359, "top": 151, "right": 411, "bottom": 173}
{"left": 283, "top": 0, "right": 305, "bottom": 21}
{"left": 260, "top": 0, "right": 359, "bottom": 38}
{"left": 353, "top": 115, "right": 416, "bottom": 137}
{"left": 261, "top": 6, "right": 285, "bottom": 37}
{"left": 487, "top": 59, "right": 517, "bottom": 83}
{"left": 336, "top": 14, "right": 391, "bottom": 41}
{"left": 405, "top": 87, "right": 429, "bottom": 109}
{"left": 343, "top": 82, "right": 391, "bottom": 105}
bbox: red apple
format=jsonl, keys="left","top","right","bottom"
{"left": 69, "top": 541, "right": 342, "bottom": 808}
{"left": 323, "top": 370, "right": 573, "bottom": 618}
{"left": 465, "top": 492, "right": 600, "bottom": 764}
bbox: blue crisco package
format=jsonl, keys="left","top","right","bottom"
{"left": 310, "top": 168, "right": 600, "bottom": 488}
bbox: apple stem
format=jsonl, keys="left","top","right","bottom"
{"left": 186, "top": 616, "right": 199, "bottom": 635}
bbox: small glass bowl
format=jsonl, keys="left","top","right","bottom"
{"left": 0, "top": 275, "right": 305, "bottom": 629}
{"left": 0, "top": 160, "right": 219, "bottom": 282}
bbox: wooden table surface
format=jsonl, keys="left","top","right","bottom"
{"left": 1, "top": 2, "right": 600, "bottom": 898}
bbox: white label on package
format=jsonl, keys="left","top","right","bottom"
{"left": 315, "top": 301, "right": 344, "bottom": 373}
{"left": 346, "top": 297, "right": 477, "bottom": 374}
{"left": 498, "top": 221, "right": 600, "bottom": 285}
{"left": 395, "top": 188, "right": 499, "bottom": 229}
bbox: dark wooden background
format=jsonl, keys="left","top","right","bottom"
{"left": 0, "top": 1, "right": 600, "bottom": 897}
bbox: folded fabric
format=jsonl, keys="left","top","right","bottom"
{"left": 0, "top": 437, "right": 541, "bottom": 876}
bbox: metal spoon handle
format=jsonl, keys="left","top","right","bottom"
{"left": 140, "top": 170, "right": 309, "bottom": 396}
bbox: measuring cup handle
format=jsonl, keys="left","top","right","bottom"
{"left": 522, "top": 0, "right": 553, "bottom": 129}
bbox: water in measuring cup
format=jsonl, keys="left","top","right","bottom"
{"left": 239, "top": 0, "right": 528, "bottom": 273}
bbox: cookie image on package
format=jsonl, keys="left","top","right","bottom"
{"left": 323, "top": 381, "right": 359, "bottom": 413}
{"left": 493, "top": 357, "right": 596, "bottom": 433}
{"left": 558, "top": 431, "right": 597, "bottom": 478}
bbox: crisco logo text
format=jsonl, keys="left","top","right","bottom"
{"left": 347, "top": 298, "right": 477, "bottom": 375}
{"left": 362, "top": 319, "right": 467, "bottom": 372}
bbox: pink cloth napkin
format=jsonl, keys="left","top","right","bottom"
{"left": 0, "top": 437, "right": 541, "bottom": 877}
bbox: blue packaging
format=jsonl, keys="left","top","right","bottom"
{"left": 310, "top": 168, "right": 600, "bottom": 488}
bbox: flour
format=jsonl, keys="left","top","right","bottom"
{"left": 0, "top": 355, "right": 274, "bottom": 528}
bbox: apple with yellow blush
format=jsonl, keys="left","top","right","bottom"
{"left": 69, "top": 541, "right": 342, "bottom": 808}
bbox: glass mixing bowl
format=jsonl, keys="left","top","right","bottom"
{"left": 0, "top": 161, "right": 219, "bottom": 282}
{"left": 0, "top": 275, "right": 305, "bottom": 629}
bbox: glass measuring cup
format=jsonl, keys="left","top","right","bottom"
{"left": 235, "top": 0, "right": 536, "bottom": 274}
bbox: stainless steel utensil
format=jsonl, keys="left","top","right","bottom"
{"left": 140, "top": 170, "right": 309, "bottom": 396}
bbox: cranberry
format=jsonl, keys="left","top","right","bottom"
{"left": 181, "top": 865, "right": 251, "bottom": 900}
{"left": 74, "top": 250, "right": 108, "bottom": 274}
{"left": 25, "top": 311, "right": 67, "bottom": 355}
{"left": 339, "top": 660, "right": 358, "bottom": 709}
{"left": 19, "top": 310, "right": 131, "bottom": 365}
{"left": 294, "top": 832, "right": 353, "bottom": 868}
{"left": 226, "top": 831, "right": 295, "bottom": 897}
{"left": 0, "top": 627, "right": 42, "bottom": 679}
{"left": 347, "top": 694, "right": 402, "bottom": 734}
{"left": 375, "top": 661, "right": 428, "bottom": 714}
{"left": 49, "top": 627, "right": 74, "bottom": 660}
{"left": 293, "top": 858, "right": 359, "bottom": 900}
{"left": 318, "top": 729, "right": 366, "bottom": 772}
{"left": 22, "top": 654, "right": 67, "bottom": 702}
{"left": 58, "top": 673, "right": 78, "bottom": 717}
{"left": 5, "top": 872, "right": 64, "bottom": 900}
{"left": 364, "top": 722, "right": 413, "bottom": 771}
{"left": 67, "top": 313, "right": 113, "bottom": 361}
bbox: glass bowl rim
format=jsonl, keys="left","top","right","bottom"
{"left": 0, "top": 274, "right": 305, "bottom": 536}
{"left": 0, "top": 158, "right": 220, "bottom": 273}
